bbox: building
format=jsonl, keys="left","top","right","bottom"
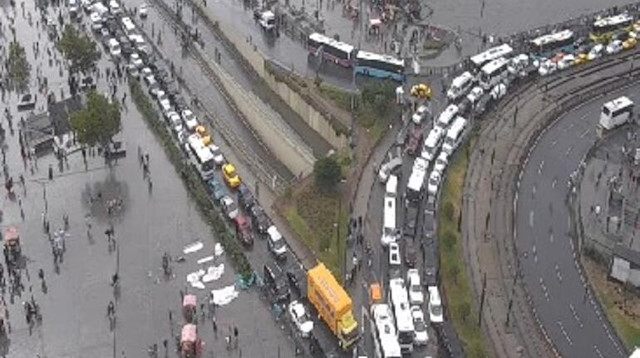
{"left": 24, "top": 96, "right": 82, "bottom": 155}
{"left": 609, "top": 244, "right": 640, "bottom": 287}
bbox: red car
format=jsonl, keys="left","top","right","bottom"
{"left": 234, "top": 215, "right": 254, "bottom": 247}
{"left": 405, "top": 127, "right": 423, "bottom": 156}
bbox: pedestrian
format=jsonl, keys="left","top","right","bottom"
{"left": 48, "top": 164, "right": 53, "bottom": 180}
{"left": 212, "top": 316, "right": 217, "bottom": 335}
{"left": 233, "top": 326, "right": 238, "bottom": 348}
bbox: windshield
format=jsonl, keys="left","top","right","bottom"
{"left": 431, "top": 305, "right": 443, "bottom": 317}
{"left": 411, "top": 285, "right": 420, "bottom": 293}
{"left": 414, "top": 319, "right": 425, "bottom": 331}
{"left": 430, "top": 177, "right": 438, "bottom": 185}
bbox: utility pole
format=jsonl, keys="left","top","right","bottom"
{"left": 478, "top": 272, "right": 487, "bottom": 326}
{"left": 505, "top": 268, "right": 518, "bottom": 327}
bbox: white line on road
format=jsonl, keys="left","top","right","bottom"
{"left": 594, "top": 345, "right": 605, "bottom": 358}
{"left": 555, "top": 264, "right": 562, "bottom": 282}
{"left": 566, "top": 146, "right": 573, "bottom": 156}
{"left": 581, "top": 128, "right": 590, "bottom": 138}
{"left": 569, "top": 304, "right": 583, "bottom": 328}
{"left": 540, "top": 277, "right": 550, "bottom": 301}
{"left": 533, "top": 244, "right": 538, "bottom": 264}
{"left": 550, "top": 232, "right": 554, "bottom": 243}
{"left": 557, "top": 321, "right": 573, "bottom": 346}
{"left": 551, "top": 177, "right": 557, "bottom": 188}
{"left": 530, "top": 210, "right": 535, "bottom": 228}
{"left": 550, "top": 139, "right": 558, "bottom": 147}
{"left": 538, "top": 160, "right": 545, "bottom": 174}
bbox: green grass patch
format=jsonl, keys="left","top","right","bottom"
{"left": 438, "top": 139, "right": 490, "bottom": 358}
{"left": 319, "top": 83, "right": 352, "bottom": 112}
{"left": 283, "top": 185, "right": 348, "bottom": 279}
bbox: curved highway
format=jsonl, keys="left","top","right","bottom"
{"left": 515, "top": 87, "right": 640, "bottom": 357}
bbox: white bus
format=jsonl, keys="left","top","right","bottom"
{"left": 447, "top": 71, "right": 475, "bottom": 101}
{"left": 385, "top": 175, "right": 398, "bottom": 198}
{"left": 389, "top": 278, "right": 414, "bottom": 353}
{"left": 600, "top": 96, "right": 634, "bottom": 130}
{"left": 591, "top": 13, "right": 633, "bottom": 39}
{"left": 421, "top": 126, "right": 444, "bottom": 162}
{"left": 442, "top": 116, "right": 468, "bottom": 155}
{"left": 530, "top": 29, "right": 574, "bottom": 56}
{"left": 479, "top": 57, "right": 510, "bottom": 90}
{"left": 381, "top": 195, "right": 397, "bottom": 246}
{"left": 186, "top": 134, "right": 215, "bottom": 179}
{"left": 371, "top": 304, "right": 402, "bottom": 358}
{"left": 405, "top": 170, "right": 426, "bottom": 204}
{"left": 307, "top": 33, "right": 356, "bottom": 68}
{"left": 436, "top": 104, "right": 459, "bottom": 129}
{"left": 470, "top": 43, "right": 513, "bottom": 68}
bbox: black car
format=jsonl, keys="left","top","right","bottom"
{"left": 17, "top": 94, "right": 36, "bottom": 111}
{"left": 424, "top": 194, "right": 436, "bottom": 215}
{"left": 404, "top": 241, "right": 417, "bottom": 268}
{"left": 238, "top": 183, "right": 255, "bottom": 210}
{"left": 423, "top": 242, "right": 438, "bottom": 287}
{"left": 404, "top": 203, "right": 419, "bottom": 238}
{"left": 263, "top": 263, "right": 291, "bottom": 303}
{"left": 79, "top": 76, "right": 97, "bottom": 91}
{"left": 250, "top": 205, "right": 272, "bottom": 234}
{"left": 285, "top": 263, "right": 306, "bottom": 297}
{"left": 423, "top": 211, "right": 436, "bottom": 242}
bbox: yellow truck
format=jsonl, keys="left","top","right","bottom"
{"left": 307, "top": 263, "right": 359, "bottom": 350}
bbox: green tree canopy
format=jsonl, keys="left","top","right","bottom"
{"left": 70, "top": 91, "right": 121, "bottom": 147}
{"left": 6, "top": 41, "right": 31, "bottom": 91}
{"left": 58, "top": 25, "right": 101, "bottom": 74}
{"left": 314, "top": 156, "right": 341, "bottom": 190}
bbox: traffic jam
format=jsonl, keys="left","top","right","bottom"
{"left": 73, "top": 0, "right": 640, "bottom": 356}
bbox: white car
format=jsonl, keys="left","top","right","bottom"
{"left": 389, "top": 242, "right": 401, "bottom": 267}
{"left": 109, "top": 0, "right": 121, "bottom": 14}
{"left": 537, "top": 59, "right": 556, "bottom": 76}
{"left": 412, "top": 105, "right": 430, "bottom": 125}
{"left": 588, "top": 44, "right": 604, "bottom": 60}
{"left": 557, "top": 54, "right": 575, "bottom": 70}
{"left": 288, "top": 301, "right": 314, "bottom": 337}
{"left": 407, "top": 269, "right": 424, "bottom": 306}
{"left": 466, "top": 86, "right": 484, "bottom": 105}
{"left": 220, "top": 195, "right": 238, "bottom": 220}
{"left": 90, "top": 12, "right": 102, "bottom": 31}
{"left": 606, "top": 40, "right": 623, "bottom": 55}
{"left": 176, "top": 130, "right": 186, "bottom": 146}
{"left": 107, "top": 38, "right": 121, "bottom": 57}
{"left": 411, "top": 306, "right": 429, "bottom": 345}
{"left": 433, "top": 152, "right": 449, "bottom": 175}
{"left": 169, "top": 113, "right": 183, "bottom": 133}
{"left": 181, "top": 109, "right": 199, "bottom": 132}
{"left": 141, "top": 67, "right": 153, "bottom": 78}
{"left": 428, "top": 286, "right": 444, "bottom": 323}
{"left": 377, "top": 157, "right": 402, "bottom": 183}
{"left": 139, "top": 4, "right": 148, "bottom": 18}
{"left": 427, "top": 171, "right": 441, "bottom": 196}
{"left": 130, "top": 52, "right": 144, "bottom": 69}
{"left": 210, "top": 144, "right": 225, "bottom": 166}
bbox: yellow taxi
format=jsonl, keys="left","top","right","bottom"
{"left": 410, "top": 83, "right": 432, "bottom": 100}
{"left": 623, "top": 37, "right": 637, "bottom": 50}
{"left": 633, "top": 20, "right": 640, "bottom": 32}
{"left": 222, "top": 163, "right": 241, "bottom": 189}
{"left": 573, "top": 53, "right": 589, "bottom": 65}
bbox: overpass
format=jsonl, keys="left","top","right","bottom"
{"left": 464, "top": 51, "right": 640, "bottom": 358}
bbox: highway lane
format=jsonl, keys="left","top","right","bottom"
{"left": 515, "top": 86, "right": 640, "bottom": 358}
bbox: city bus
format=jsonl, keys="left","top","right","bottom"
{"left": 370, "top": 304, "right": 402, "bottom": 358}
{"left": 381, "top": 195, "right": 397, "bottom": 246}
{"left": 355, "top": 51, "right": 406, "bottom": 82}
{"left": 307, "top": 33, "right": 356, "bottom": 68}
{"left": 470, "top": 43, "right": 513, "bottom": 68}
{"left": 479, "top": 57, "right": 510, "bottom": 90}
{"left": 590, "top": 13, "right": 634, "bottom": 43}
{"left": 186, "top": 134, "right": 215, "bottom": 180}
{"left": 389, "top": 278, "right": 414, "bottom": 353}
{"left": 529, "top": 29, "right": 574, "bottom": 58}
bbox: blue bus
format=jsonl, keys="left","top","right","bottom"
{"left": 355, "top": 51, "right": 405, "bottom": 82}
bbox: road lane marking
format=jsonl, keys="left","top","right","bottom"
{"left": 580, "top": 128, "right": 590, "bottom": 138}
{"left": 540, "top": 277, "right": 550, "bottom": 301}
{"left": 550, "top": 232, "right": 554, "bottom": 243}
{"left": 551, "top": 177, "right": 557, "bottom": 188}
{"left": 594, "top": 345, "right": 604, "bottom": 358}
{"left": 550, "top": 139, "right": 558, "bottom": 147}
{"left": 538, "top": 160, "right": 545, "bottom": 174}
{"left": 566, "top": 146, "right": 573, "bottom": 156}
{"left": 555, "top": 264, "right": 562, "bottom": 282}
{"left": 569, "top": 304, "right": 583, "bottom": 328}
{"left": 557, "top": 321, "right": 573, "bottom": 346}
{"left": 529, "top": 210, "right": 535, "bottom": 228}
{"left": 533, "top": 244, "right": 538, "bottom": 264}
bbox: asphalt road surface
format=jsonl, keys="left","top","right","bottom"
{"left": 515, "top": 86, "right": 640, "bottom": 358}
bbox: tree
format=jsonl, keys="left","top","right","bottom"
{"left": 313, "top": 156, "right": 341, "bottom": 190}
{"left": 58, "top": 25, "right": 101, "bottom": 75}
{"left": 6, "top": 41, "right": 31, "bottom": 91}
{"left": 70, "top": 91, "right": 121, "bottom": 147}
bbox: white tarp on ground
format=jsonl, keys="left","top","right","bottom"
{"left": 197, "top": 256, "right": 215, "bottom": 265}
{"left": 187, "top": 269, "right": 206, "bottom": 289}
{"left": 202, "top": 264, "right": 224, "bottom": 283}
{"left": 211, "top": 285, "right": 238, "bottom": 306}
{"left": 214, "top": 243, "right": 224, "bottom": 256}
{"left": 183, "top": 241, "right": 204, "bottom": 254}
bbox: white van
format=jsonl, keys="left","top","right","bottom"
{"left": 90, "top": 12, "right": 103, "bottom": 31}
{"left": 428, "top": 286, "right": 444, "bottom": 323}
{"left": 421, "top": 126, "right": 444, "bottom": 162}
{"left": 447, "top": 71, "right": 475, "bottom": 101}
{"left": 436, "top": 104, "right": 459, "bottom": 130}
{"left": 109, "top": 0, "right": 121, "bottom": 14}
{"left": 259, "top": 11, "right": 276, "bottom": 31}
{"left": 121, "top": 17, "right": 136, "bottom": 34}
{"left": 107, "top": 38, "right": 121, "bottom": 56}
{"left": 480, "top": 57, "right": 509, "bottom": 90}
{"left": 442, "top": 116, "right": 467, "bottom": 155}
{"left": 385, "top": 175, "right": 398, "bottom": 198}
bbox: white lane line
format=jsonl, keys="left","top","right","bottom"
{"left": 557, "top": 321, "right": 573, "bottom": 346}
{"left": 533, "top": 244, "right": 538, "bottom": 264}
{"left": 551, "top": 177, "right": 557, "bottom": 189}
{"left": 532, "top": 184, "right": 537, "bottom": 198}
{"left": 540, "top": 277, "right": 550, "bottom": 301}
{"left": 566, "top": 146, "right": 573, "bottom": 156}
{"left": 594, "top": 345, "right": 605, "bottom": 358}
{"left": 550, "top": 232, "right": 554, "bottom": 243}
{"left": 529, "top": 210, "right": 534, "bottom": 227}
{"left": 538, "top": 160, "right": 545, "bottom": 174}
{"left": 569, "top": 304, "right": 583, "bottom": 328}
{"left": 555, "top": 264, "right": 563, "bottom": 282}
{"left": 550, "top": 139, "right": 558, "bottom": 147}
{"left": 580, "top": 128, "right": 590, "bottom": 138}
